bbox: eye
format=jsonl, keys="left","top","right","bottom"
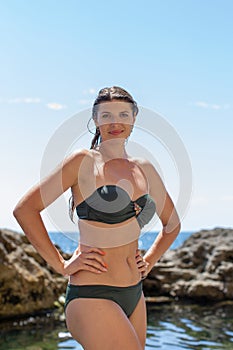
{"left": 101, "top": 113, "right": 110, "bottom": 118}
{"left": 120, "top": 113, "right": 129, "bottom": 118}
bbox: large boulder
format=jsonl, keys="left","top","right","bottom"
{"left": 0, "top": 229, "right": 68, "bottom": 320}
{"left": 143, "top": 227, "right": 233, "bottom": 301}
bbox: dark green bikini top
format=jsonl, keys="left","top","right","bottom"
{"left": 76, "top": 185, "right": 156, "bottom": 229}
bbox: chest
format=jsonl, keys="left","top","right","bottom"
{"left": 94, "top": 159, "right": 148, "bottom": 196}
{"left": 77, "top": 158, "right": 148, "bottom": 201}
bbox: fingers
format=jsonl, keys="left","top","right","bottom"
{"left": 135, "top": 249, "right": 141, "bottom": 258}
{"left": 135, "top": 249, "right": 144, "bottom": 265}
{"left": 64, "top": 247, "right": 107, "bottom": 276}
{"left": 135, "top": 254, "right": 143, "bottom": 264}
{"left": 85, "top": 247, "right": 106, "bottom": 256}
{"left": 137, "top": 260, "right": 149, "bottom": 272}
{"left": 82, "top": 247, "right": 107, "bottom": 270}
{"left": 81, "top": 260, "right": 107, "bottom": 274}
{"left": 83, "top": 252, "right": 108, "bottom": 272}
{"left": 135, "top": 249, "right": 149, "bottom": 279}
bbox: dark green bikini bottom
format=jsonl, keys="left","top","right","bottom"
{"left": 65, "top": 280, "right": 142, "bottom": 318}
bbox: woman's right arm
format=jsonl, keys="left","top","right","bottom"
{"left": 13, "top": 150, "right": 106, "bottom": 276}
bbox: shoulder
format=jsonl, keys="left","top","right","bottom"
{"left": 59, "top": 149, "right": 96, "bottom": 180}
{"left": 131, "top": 157, "right": 165, "bottom": 190}
{"left": 63, "top": 148, "right": 93, "bottom": 166}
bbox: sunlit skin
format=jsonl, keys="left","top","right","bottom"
{"left": 13, "top": 100, "right": 180, "bottom": 350}
{"left": 94, "top": 101, "right": 136, "bottom": 143}
{"left": 69, "top": 102, "right": 147, "bottom": 287}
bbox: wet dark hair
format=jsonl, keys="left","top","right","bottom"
{"left": 90, "top": 86, "right": 139, "bottom": 149}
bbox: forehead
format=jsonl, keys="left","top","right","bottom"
{"left": 97, "top": 101, "right": 133, "bottom": 114}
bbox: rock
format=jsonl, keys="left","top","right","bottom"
{"left": 143, "top": 227, "right": 233, "bottom": 301}
{"left": 1, "top": 227, "right": 233, "bottom": 319}
{"left": 0, "top": 229, "right": 69, "bottom": 320}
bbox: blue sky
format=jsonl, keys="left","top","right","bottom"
{"left": 1, "top": 0, "right": 232, "bottom": 232}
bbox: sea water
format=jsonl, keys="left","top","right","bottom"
{"left": 1, "top": 231, "right": 233, "bottom": 349}
{"left": 1, "top": 301, "right": 233, "bottom": 349}
{"left": 48, "top": 230, "right": 194, "bottom": 253}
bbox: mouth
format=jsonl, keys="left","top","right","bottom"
{"left": 109, "top": 130, "right": 124, "bottom": 135}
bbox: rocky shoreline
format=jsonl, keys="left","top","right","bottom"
{"left": 0, "top": 227, "right": 233, "bottom": 320}
{"left": 0, "top": 229, "right": 68, "bottom": 320}
{"left": 143, "top": 227, "right": 233, "bottom": 302}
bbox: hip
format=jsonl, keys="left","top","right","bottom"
{"left": 69, "top": 261, "right": 141, "bottom": 286}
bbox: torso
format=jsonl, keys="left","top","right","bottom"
{"left": 73, "top": 150, "right": 149, "bottom": 205}
{"left": 69, "top": 149, "right": 149, "bottom": 286}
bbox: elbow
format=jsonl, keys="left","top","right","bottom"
{"left": 13, "top": 199, "right": 41, "bottom": 222}
{"left": 174, "top": 221, "right": 181, "bottom": 236}
{"left": 13, "top": 202, "right": 20, "bottom": 218}
{"left": 163, "top": 219, "right": 181, "bottom": 236}
{"left": 13, "top": 199, "right": 32, "bottom": 221}
{"left": 13, "top": 203, "right": 25, "bottom": 221}
{"left": 168, "top": 210, "right": 181, "bottom": 236}
{"left": 13, "top": 207, "right": 18, "bottom": 219}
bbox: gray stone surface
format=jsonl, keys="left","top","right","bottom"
{"left": 143, "top": 227, "right": 233, "bottom": 301}
{"left": 1, "top": 227, "right": 233, "bottom": 319}
{"left": 0, "top": 229, "right": 68, "bottom": 319}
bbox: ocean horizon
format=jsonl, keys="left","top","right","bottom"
{"left": 49, "top": 230, "right": 194, "bottom": 254}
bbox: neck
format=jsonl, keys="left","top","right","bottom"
{"left": 97, "top": 138, "right": 128, "bottom": 160}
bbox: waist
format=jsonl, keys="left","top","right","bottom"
{"left": 78, "top": 217, "right": 141, "bottom": 248}
{"left": 69, "top": 240, "right": 141, "bottom": 286}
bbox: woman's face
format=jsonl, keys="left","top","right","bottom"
{"left": 94, "top": 101, "right": 136, "bottom": 142}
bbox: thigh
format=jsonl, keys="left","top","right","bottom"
{"left": 129, "top": 293, "right": 147, "bottom": 349}
{"left": 66, "top": 298, "right": 143, "bottom": 350}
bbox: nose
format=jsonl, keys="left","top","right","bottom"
{"left": 110, "top": 114, "right": 120, "bottom": 123}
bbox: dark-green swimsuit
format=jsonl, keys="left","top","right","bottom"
{"left": 65, "top": 185, "right": 155, "bottom": 318}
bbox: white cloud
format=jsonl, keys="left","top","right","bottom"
{"left": 4, "top": 97, "right": 67, "bottom": 110}
{"left": 195, "top": 101, "right": 209, "bottom": 108}
{"left": 83, "top": 88, "right": 96, "bottom": 95}
{"left": 89, "top": 88, "right": 96, "bottom": 95}
{"left": 78, "top": 88, "right": 96, "bottom": 105}
{"left": 8, "top": 97, "right": 41, "bottom": 104}
{"left": 194, "top": 101, "right": 230, "bottom": 110}
{"left": 46, "top": 103, "right": 67, "bottom": 110}
{"left": 211, "top": 104, "right": 221, "bottom": 110}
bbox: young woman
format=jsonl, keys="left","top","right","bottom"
{"left": 14, "top": 86, "right": 180, "bottom": 350}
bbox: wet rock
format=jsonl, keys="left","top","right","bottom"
{"left": 0, "top": 229, "right": 69, "bottom": 320}
{"left": 1, "top": 227, "right": 233, "bottom": 319}
{"left": 143, "top": 227, "right": 233, "bottom": 301}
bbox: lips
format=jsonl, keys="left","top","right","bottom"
{"left": 109, "top": 130, "right": 123, "bottom": 135}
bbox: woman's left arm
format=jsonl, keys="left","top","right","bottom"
{"left": 139, "top": 160, "right": 181, "bottom": 275}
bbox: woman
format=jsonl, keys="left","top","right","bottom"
{"left": 13, "top": 86, "right": 181, "bottom": 350}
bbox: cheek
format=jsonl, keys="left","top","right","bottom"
{"left": 126, "top": 120, "right": 135, "bottom": 129}
{"left": 96, "top": 117, "right": 109, "bottom": 127}
{"left": 98, "top": 124, "right": 108, "bottom": 133}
